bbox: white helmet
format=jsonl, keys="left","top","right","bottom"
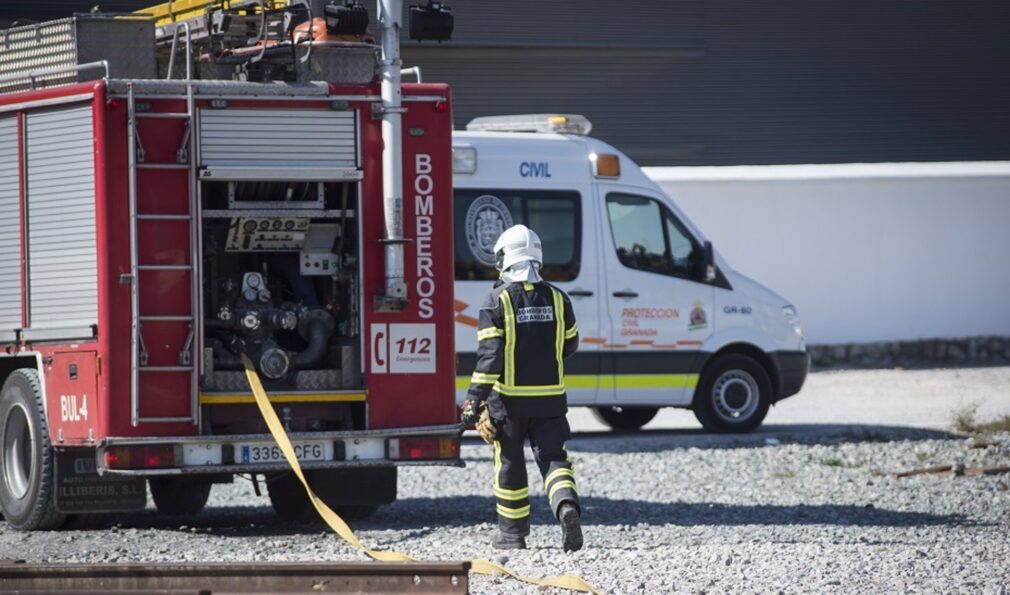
{"left": 493, "top": 225, "right": 543, "bottom": 273}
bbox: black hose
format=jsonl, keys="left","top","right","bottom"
{"left": 290, "top": 317, "right": 332, "bottom": 368}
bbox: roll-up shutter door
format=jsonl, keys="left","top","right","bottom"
{"left": 199, "top": 109, "right": 358, "bottom": 168}
{"left": 25, "top": 104, "right": 97, "bottom": 333}
{"left": 0, "top": 116, "right": 20, "bottom": 338}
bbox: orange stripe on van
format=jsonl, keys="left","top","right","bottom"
{"left": 629, "top": 340, "right": 654, "bottom": 346}
{"left": 455, "top": 314, "right": 479, "bottom": 327}
{"left": 582, "top": 337, "right": 606, "bottom": 345}
{"left": 452, "top": 300, "right": 479, "bottom": 327}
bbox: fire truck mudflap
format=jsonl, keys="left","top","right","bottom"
{"left": 55, "top": 449, "right": 147, "bottom": 514}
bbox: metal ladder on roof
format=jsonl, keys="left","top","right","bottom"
{"left": 126, "top": 56, "right": 200, "bottom": 426}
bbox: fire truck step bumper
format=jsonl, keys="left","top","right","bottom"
{"left": 97, "top": 424, "right": 464, "bottom": 476}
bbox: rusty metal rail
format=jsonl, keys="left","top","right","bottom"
{"left": 0, "top": 560, "right": 470, "bottom": 593}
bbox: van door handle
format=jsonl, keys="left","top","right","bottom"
{"left": 612, "top": 290, "right": 639, "bottom": 298}
{"left": 569, "top": 289, "right": 594, "bottom": 297}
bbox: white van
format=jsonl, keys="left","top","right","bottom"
{"left": 451, "top": 115, "right": 809, "bottom": 432}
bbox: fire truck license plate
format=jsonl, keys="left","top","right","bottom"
{"left": 239, "top": 441, "right": 327, "bottom": 464}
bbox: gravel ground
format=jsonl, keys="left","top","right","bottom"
{"left": 3, "top": 367, "right": 1010, "bottom": 594}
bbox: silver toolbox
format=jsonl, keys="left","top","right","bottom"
{"left": 0, "top": 15, "right": 157, "bottom": 95}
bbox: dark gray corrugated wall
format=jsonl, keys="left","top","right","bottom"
{"left": 401, "top": 0, "right": 1010, "bottom": 166}
{"left": 0, "top": 2, "right": 143, "bottom": 23}
{"left": 4, "top": 1, "right": 1009, "bottom": 166}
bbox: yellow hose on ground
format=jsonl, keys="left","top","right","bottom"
{"left": 242, "top": 355, "right": 601, "bottom": 594}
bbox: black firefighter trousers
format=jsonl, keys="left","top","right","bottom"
{"left": 492, "top": 414, "right": 580, "bottom": 537}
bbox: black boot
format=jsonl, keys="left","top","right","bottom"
{"left": 559, "top": 503, "right": 583, "bottom": 552}
{"left": 492, "top": 531, "right": 527, "bottom": 550}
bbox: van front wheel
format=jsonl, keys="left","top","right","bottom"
{"left": 693, "top": 354, "right": 771, "bottom": 433}
{"left": 592, "top": 406, "right": 659, "bottom": 431}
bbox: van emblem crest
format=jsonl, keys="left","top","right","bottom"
{"left": 465, "top": 194, "right": 513, "bottom": 266}
{"left": 689, "top": 300, "right": 708, "bottom": 331}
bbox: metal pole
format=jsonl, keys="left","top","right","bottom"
{"left": 185, "top": 33, "right": 198, "bottom": 424}
{"left": 166, "top": 26, "right": 179, "bottom": 79}
{"left": 378, "top": 0, "right": 407, "bottom": 304}
{"left": 127, "top": 83, "right": 140, "bottom": 427}
{"left": 166, "top": 22, "right": 191, "bottom": 80}
{"left": 400, "top": 66, "right": 423, "bottom": 83}
{"left": 183, "top": 22, "right": 192, "bottom": 81}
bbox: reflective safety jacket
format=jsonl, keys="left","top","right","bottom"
{"left": 467, "top": 280, "right": 579, "bottom": 418}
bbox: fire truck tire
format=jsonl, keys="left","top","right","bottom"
{"left": 591, "top": 406, "right": 660, "bottom": 431}
{"left": 267, "top": 472, "right": 315, "bottom": 523}
{"left": 0, "top": 368, "right": 66, "bottom": 531}
{"left": 693, "top": 353, "right": 772, "bottom": 433}
{"left": 149, "top": 477, "right": 212, "bottom": 516}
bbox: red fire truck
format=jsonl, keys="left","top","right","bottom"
{"left": 0, "top": 0, "right": 461, "bottom": 530}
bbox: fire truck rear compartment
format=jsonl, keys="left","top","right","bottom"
{"left": 199, "top": 179, "right": 363, "bottom": 435}
{"left": 0, "top": 2, "right": 461, "bottom": 527}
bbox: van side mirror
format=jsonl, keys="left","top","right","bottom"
{"left": 703, "top": 240, "right": 716, "bottom": 282}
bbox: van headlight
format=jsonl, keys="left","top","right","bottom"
{"left": 782, "top": 305, "right": 804, "bottom": 343}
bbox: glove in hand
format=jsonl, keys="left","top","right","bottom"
{"left": 460, "top": 399, "right": 482, "bottom": 428}
{"left": 476, "top": 408, "right": 497, "bottom": 444}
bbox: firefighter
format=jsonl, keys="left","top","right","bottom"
{"left": 461, "top": 224, "right": 582, "bottom": 552}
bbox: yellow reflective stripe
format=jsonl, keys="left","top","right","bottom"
{"left": 460, "top": 373, "right": 701, "bottom": 391}
{"left": 522, "top": 282, "right": 534, "bottom": 291}
{"left": 499, "top": 291, "right": 516, "bottom": 387}
{"left": 477, "top": 327, "right": 504, "bottom": 341}
{"left": 493, "top": 382, "right": 566, "bottom": 397}
{"left": 544, "top": 467, "right": 575, "bottom": 487}
{"left": 199, "top": 392, "right": 365, "bottom": 405}
{"left": 547, "top": 480, "right": 577, "bottom": 502}
{"left": 470, "top": 371, "right": 499, "bottom": 385}
{"left": 494, "top": 486, "right": 529, "bottom": 500}
{"left": 496, "top": 504, "right": 531, "bottom": 519}
{"left": 494, "top": 382, "right": 566, "bottom": 391}
{"left": 594, "top": 374, "right": 699, "bottom": 389}
{"left": 568, "top": 373, "right": 700, "bottom": 389}
{"left": 564, "top": 324, "right": 578, "bottom": 340}
{"left": 494, "top": 484, "right": 528, "bottom": 497}
{"left": 563, "top": 375, "right": 599, "bottom": 389}
{"left": 551, "top": 287, "right": 564, "bottom": 386}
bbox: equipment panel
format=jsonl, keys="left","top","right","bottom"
{"left": 225, "top": 217, "right": 311, "bottom": 252}
{"left": 44, "top": 351, "right": 98, "bottom": 443}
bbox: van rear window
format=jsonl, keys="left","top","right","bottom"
{"left": 453, "top": 189, "right": 581, "bottom": 282}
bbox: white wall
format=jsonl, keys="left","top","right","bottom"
{"left": 645, "top": 162, "right": 1010, "bottom": 345}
